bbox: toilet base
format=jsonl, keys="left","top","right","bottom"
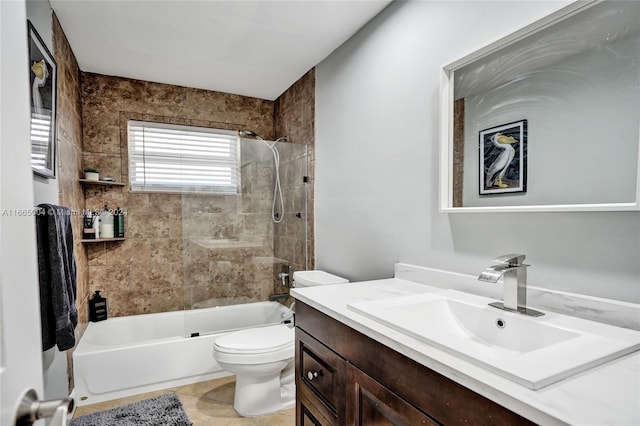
{"left": 233, "top": 373, "right": 295, "bottom": 417}
{"left": 213, "top": 327, "right": 296, "bottom": 417}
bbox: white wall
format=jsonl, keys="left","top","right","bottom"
{"left": 315, "top": 0, "right": 640, "bottom": 303}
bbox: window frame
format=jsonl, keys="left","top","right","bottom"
{"left": 127, "top": 120, "right": 241, "bottom": 195}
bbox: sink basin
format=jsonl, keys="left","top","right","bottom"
{"left": 347, "top": 289, "right": 640, "bottom": 389}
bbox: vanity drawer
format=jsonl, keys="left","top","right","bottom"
{"left": 296, "top": 328, "right": 346, "bottom": 421}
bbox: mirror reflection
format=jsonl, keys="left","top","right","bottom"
{"left": 447, "top": 1, "right": 640, "bottom": 209}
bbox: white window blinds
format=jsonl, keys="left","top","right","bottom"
{"left": 128, "top": 121, "right": 240, "bottom": 194}
{"left": 30, "top": 113, "right": 52, "bottom": 171}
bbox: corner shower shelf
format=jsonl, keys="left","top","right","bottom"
{"left": 80, "top": 179, "right": 126, "bottom": 244}
{"left": 79, "top": 179, "right": 126, "bottom": 186}
{"left": 81, "top": 238, "right": 126, "bottom": 244}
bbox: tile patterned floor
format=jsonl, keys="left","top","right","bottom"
{"left": 72, "top": 376, "right": 295, "bottom": 425}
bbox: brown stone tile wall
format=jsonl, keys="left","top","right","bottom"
{"left": 81, "top": 73, "right": 279, "bottom": 317}
{"left": 453, "top": 98, "right": 464, "bottom": 207}
{"left": 274, "top": 68, "right": 316, "bottom": 289}
{"left": 53, "top": 13, "right": 86, "bottom": 392}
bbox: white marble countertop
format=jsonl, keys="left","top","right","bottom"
{"left": 291, "top": 278, "right": 640, "bottom": 426}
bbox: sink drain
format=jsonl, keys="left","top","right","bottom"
{"left": 495, "top": 318, "right": 506, "bottom": 329}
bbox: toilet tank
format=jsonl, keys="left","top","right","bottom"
{"left": 292, "top": 270, "right": 349, "bottom": 288}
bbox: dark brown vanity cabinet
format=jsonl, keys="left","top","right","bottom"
{"left": 295, "top": 301, "right": 535, "bottom": 426}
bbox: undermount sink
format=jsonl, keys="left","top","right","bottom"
{"left": 347, "top": 289, "right": 640, "bottom": 389}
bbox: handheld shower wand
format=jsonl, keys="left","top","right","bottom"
{"left": 239, "top": 130, "right": 286, "bottom": 223}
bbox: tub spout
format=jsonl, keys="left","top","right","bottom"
{"left": 268, "top": 293, "right": 289, "bottom": 302}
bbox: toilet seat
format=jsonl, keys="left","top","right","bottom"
{"left": 214, "top": 324, "right": 294, "bottom": 364}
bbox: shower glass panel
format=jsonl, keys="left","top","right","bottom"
{"left": 181, "top": 135, "right": 308, "bottom": 337}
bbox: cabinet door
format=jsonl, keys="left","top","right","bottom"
{"left": 297, "top": 385, "right": 336, "bottom": 426}
{"left": 347, "top": 364, "right": 439, "bottom": 426}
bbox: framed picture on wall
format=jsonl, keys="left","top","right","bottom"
{"left": 479, "top": 120, "right": 527, "bottom": 195}
{"left": 28, "top": 20, "right": 57, "bottom": 178}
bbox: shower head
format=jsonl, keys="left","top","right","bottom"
{"left": 239, "top": 130, "right": 288, "bottom": 143}
{"left": 238, "top": 129, "right": 264, "bottom": 140}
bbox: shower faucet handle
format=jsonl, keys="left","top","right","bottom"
{"left": 278, "top": 272, "right": 290, "bottom": 287}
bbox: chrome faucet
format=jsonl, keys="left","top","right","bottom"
{"left": 478, "top": 254, "right": 544, "bottom": 317}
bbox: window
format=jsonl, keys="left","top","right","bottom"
{"left": 128, "top": 121, "right": 240, "bottom": 194}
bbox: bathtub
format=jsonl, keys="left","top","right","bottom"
{"left": 73, "top": 301, "right": 291, "bottom": 406}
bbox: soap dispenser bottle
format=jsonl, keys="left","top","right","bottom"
{"left": 89, "top": 290, "right": 108, "bottom": 322}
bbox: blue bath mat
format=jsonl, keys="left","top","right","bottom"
{"left": 70, "top": 393, "right": 192, "bottom": 426}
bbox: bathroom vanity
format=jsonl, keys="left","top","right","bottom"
{"left": 295, "top": 301, "right": 532, "bottom": 425}
{"left": 291, "top": 268, "right": 640, "bottom": 425}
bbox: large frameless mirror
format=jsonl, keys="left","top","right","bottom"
{"left": 440, "top": 0, "right": 640, "bottom": 212}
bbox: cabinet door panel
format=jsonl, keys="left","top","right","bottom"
{"left": 347, "top": 364, "right": 439, "bottom": 426}
{"left": 297, "top": 386, "right": 335, "bottom": 426}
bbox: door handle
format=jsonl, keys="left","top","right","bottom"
{"left": 15, "top": 389, "right": 74, "bottom": 426}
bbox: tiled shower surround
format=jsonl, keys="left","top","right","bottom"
{"left": 80, "top": 70, "right": 315, "bottom": 317}
{"left": 274, "top": 70, "right": 316, "bottom": 279}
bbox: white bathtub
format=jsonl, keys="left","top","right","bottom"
{"left": 73, "top": 301, "right": 291, "bottom": 406}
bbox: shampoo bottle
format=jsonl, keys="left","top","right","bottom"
{"left": 113, "top": 208, "right": 120, "bottom": 238}
{"left": 115, "top": 207, "right": 125, "bottom": 238}
{"left": 89, "top": 290, "right": 108, "bottom": 322}
{"left": 99, "top": 205, "right": 114, "bottom": 238}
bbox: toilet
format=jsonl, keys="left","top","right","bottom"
{"left": 213, "top": 270, "right": 348, "bottom": 417}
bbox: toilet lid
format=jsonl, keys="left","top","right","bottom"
{"left": 293, "top": 270, "right": 349, "bottom": 287}
{"left": 214, "top": 324, "right": 293, "bottom": 354}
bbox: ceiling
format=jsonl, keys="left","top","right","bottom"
{"left": 50, "top": 0, "right": 392, "bottom": 100}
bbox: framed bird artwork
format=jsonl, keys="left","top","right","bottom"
{"left": 28, "top": 20, "right": 57, "bottom": 179}
{"left": 479, "top": 120, "right": 527, "bottom": 195}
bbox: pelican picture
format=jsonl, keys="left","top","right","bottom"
{"left": 479, "top": 120, "right": 527, "bottom": 195}
{"left": 28, "top": 21, "right": 57, "bottom": 178}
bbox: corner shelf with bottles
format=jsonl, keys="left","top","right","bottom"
{"left": 79, "top": 179, "right": 127, "bottom": 244}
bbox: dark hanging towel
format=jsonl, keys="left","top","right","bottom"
{"left": 35, "top": 204, "right": 78, "bottom": 351}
